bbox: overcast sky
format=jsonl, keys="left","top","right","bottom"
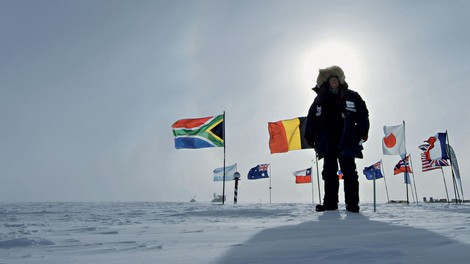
{"left": 1, "top": 0, "right": 470, "bottom": 203}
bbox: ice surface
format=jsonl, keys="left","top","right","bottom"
{"left": 1, "top": 202, "right": 470, "bottom": 263}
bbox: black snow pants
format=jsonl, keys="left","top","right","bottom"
{"left": 322, "top": 153, "right": 359, "bottom": 207}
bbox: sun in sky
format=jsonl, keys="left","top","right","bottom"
{"left": 300, "top": 40, "right": 364, "bottom": 89}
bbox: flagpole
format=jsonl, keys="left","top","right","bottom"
{"left": 310, "top": 166, "right": 315, "bottom": 204}
{"left": 222, "top": 111, "right": 226, "bottom": 205}
{"left": 440, "top": 167, "right": 450, "bottom": 203}
{"left": 373, "top": 167, "right": 376, "bottom": 212}
{"left": 452, "top": 176, "right": 460, "bottom": 204}
{"left": 409, "top": 154, "right": 419, "bottom": 203}
{"left": 450, "top": 161, "right": 461, "bottom": 204}
{"left": 269, "top": 164, "right": 272, "bottom": 204}
{"left": 446, "top": 130, "right": 464, "bottom": 203}
{"left": 402, "top": 121, "right": 410, "bottom": 204}
{"left": 448, "top": 146, "right": 461, "bottom": 203}
{"left": 315, "top": 155, "right": 322, "bottom": 204}
{"left": 381, "top": 160, "right": 390, "bottom": 203}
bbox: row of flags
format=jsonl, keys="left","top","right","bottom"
{"left": 213, "top": 164, "right": 312, "bottom": 184}
{"left": 171, "top": 114, "right": 312, "bottom": 153}
{"left": 212, "top": 163, "right": 313, "bottom": 184}
{"left": 172, "top": 115, "right": 449, "bottom": 164}
{"left": 383, "top": 123, "right": 454, "bottom": 175}
{"left": 172, "top": 115, "right": 458, "bottom": 187}
{"left": 213, "top": 162, "right": 388, "bottom": 184}
{"left": 382, "top": 123, "right": 449, "bottom": 162}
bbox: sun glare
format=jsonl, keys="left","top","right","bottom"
{"left": 300, "top": 41, "right": 363, "bottom": 89}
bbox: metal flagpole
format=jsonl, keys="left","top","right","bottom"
{"left": 381, "top": 160, "right": 390, "bottom": 203}
{"left": 446, "top": 130, "right": 464, "bottom": 203}
{"left": 440, "top": 167, "right": 450, "bottom": 203}
{"left": 403, "top": 121, "right": 409, "bottom": 204}
{"left": 311, "top": 167, "right": 314, "bottom": 204}
{"left": 409, "top": 154, "right": 419, "bottom": 203}
{"left": 222, "top": 111, "right": 226, "bottom": 205}
{"left": 373, "top": 167, "right": 376, "bottom": 212}
{"left": 269, "top": 164, "right": 272, "bottom": 204}
{"left": 452, "top": 175, "right": 460, "bottom": 204}
{"left": 447, "top": 134, "right": 460, "bottom": 204}
{"left": 315, "top": 155, "right": 322, "bottom": 204}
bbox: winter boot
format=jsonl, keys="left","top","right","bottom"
{"left": 315, "top": 204, "right": 338, "bottom": 212}
{"left": 346, "top": 204, "right": 360, "bottom": 213}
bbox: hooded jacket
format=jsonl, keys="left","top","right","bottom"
{"left": 305, "top": 66, "right": 369, "bottom": 159}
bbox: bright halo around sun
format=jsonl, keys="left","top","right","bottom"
{"left": 300, "top": 41, "right": 363, "bottom": 90}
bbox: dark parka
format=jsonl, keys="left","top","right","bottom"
{"left": 305, "top": 66, "right": 369, "bottom": 159}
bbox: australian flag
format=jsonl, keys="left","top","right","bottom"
{"left": 247, "top": 164, "right": 270, "bottom": 180}
{"left": 363, "top": 161, "right": 384, "bottom": 180}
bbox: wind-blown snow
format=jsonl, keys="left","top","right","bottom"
{"left": 1, "top": 202, "right": 470, "bottom": 263}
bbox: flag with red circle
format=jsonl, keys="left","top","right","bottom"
{"left": 382, "top": 124, "right": 406, "bottom": 156}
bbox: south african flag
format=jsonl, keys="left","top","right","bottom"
{"left": 171, "top": 114, "right": 224, "bottom": 149}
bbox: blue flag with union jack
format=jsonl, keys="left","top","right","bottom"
{"left": 247, "top": 164, "right": 270, "bottom": 180}
{"left": 419, "top": 144, "right": 449, "bottom": 172}
{"left": 363, "top": 161, "right": 384, "bottom": 180}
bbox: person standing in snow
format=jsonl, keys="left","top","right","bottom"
{"left": 305, "top": 66, "right": 369, "bottom": 213}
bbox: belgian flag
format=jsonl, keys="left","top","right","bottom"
{"left": 268, "top": 117, "right": 313, "bottom": 154}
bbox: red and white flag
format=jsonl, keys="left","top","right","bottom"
{"left": 382, "top": 124, "right": 406, "bottom": 156}
{"left": 394, "top": 155, "right": 412, "bottom": 175}
{"left": 292, "top": 168, "right": 312, "bottom": 184}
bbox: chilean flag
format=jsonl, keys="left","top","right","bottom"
{"left": 425, "top": 132, "right": 449, "bottom": 161}
{"left": 292, "top": 168, "right": 312, "bottom": 184}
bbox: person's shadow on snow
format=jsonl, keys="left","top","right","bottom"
{"left": 214, "top": 210, "right": 470, "bottom": 264}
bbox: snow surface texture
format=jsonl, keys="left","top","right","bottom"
{"left": 1, "top": 202, "right": 470, "bottom": 263}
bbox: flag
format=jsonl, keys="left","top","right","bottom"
{"left": 337, "top": 170, "right": 344, "bottom": 180}
{"left": 424, "top": 132, "right": 449, "bottom": 160}
{"left": 247, "top": 164, "right": 270, "bottom": 180}
{"left": 382, "top": 124, "right": 406, "bottom": 156}
{"left": 268, "top": 117, "right": 313, "bottom": 154}
{"left": 363, "top": 161, "right": 384, "bottom": 180}
{"left": 394, "top": 155, "right": 412, "bottom": 175}
{"left": 213, "top": 163, "right": 237, "bottom": 182}
{"left": 292, "top": 168, "right": 312, "bottom": 184}
{"left": 420, "top": 153, "right": 449, "bottom": 172}
{"left": 448, "top": 145, "right": 461, "bottom": 179}
{"left": 172, "top": 114, "right": 224, "bottom": 149}
{"left": 419, "top": 144, "right": 449, "bottom": 172}
{"left": 404, "top": 173, "right": 411, "bottom": 184}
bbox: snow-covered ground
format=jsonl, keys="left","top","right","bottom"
{"left": 1, "top": 202, "right": 470, "bottom": 263}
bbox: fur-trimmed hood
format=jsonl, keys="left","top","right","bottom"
{"left": 312, "top": 65, "right": 348, "bottom": 92}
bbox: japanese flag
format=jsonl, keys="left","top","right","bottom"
{"left": 382, "top": 124, "right": 406, "bottom": 156}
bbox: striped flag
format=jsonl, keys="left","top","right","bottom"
{"left": 292, "top": 168, "right": 312, "bottom": 184}
{"left": 420, "top": 153, "right": 449, "bottom": 172}
{"left": 172, "top": 114, "right": 224, "bottom": 149}
{"left": 419, "top": 144, "right": 449, "bottom": 172}
{"left": 213, "top": 163, "right": 237, "bottom": 182}
{"left": 268, "top": 117, "right": 313, "bottom": 154}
